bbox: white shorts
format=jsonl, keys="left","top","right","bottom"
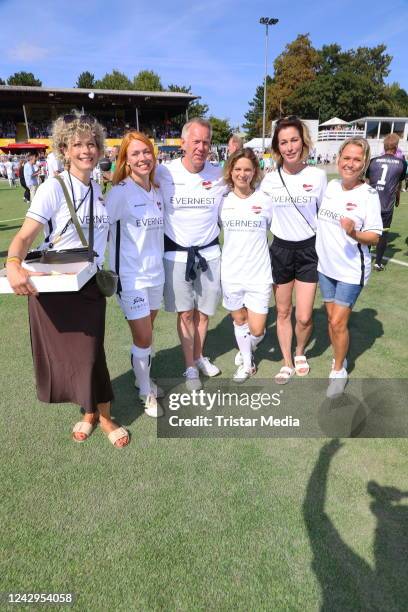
{"left": 116, "top": 285, "right": 163, "bottom": 320}
{"left": 222, "top": 283, "right": 272, "bottom": 315}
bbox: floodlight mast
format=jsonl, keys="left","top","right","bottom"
{"left": 259, "top": 17, "right": 279, "bottom": 153}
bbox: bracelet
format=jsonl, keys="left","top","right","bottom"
{"left": 5, "top": 256, "right": 22, "bottom": 266}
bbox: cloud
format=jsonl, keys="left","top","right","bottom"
{"left": 8, "top": 43, "right": 49, "bottom": 62}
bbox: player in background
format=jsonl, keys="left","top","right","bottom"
{"left": 366, "top": 133, "right": 407, "bottom": 271}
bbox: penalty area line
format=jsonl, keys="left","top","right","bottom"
{"left": 372, "top": 254, "right": 408, "bottom": 269}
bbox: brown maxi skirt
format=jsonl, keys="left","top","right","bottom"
{"left": 28, "top": 277, "right": 113, "bottom": 413}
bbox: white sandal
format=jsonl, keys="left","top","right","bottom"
{"left": 274, "top": 366, "right": 296, "bottom": 385}
{"left": 107, "top": 426, "right": 129, "bottom": 448}
{"left": 72, "top": 420, "right": 96, "bottom": 443}
{"left": 294, "top": 355, "right": 310, "bottom": 377}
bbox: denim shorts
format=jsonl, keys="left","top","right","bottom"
{"left": 318, "top": 272, "right": 362, "bottom": 309}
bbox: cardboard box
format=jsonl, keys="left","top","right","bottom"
{"left": 0, "top": 261, "right": 97, "bottom": 294}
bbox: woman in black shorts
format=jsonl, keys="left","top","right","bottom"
{"left": 261, "top": 117, "right": 327, "bottom": 383}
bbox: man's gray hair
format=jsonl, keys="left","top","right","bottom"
{"left": 181, "top": 118, "right": 212, "bottom": 140}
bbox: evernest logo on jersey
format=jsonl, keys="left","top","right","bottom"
{"left": 168, "top": 389, "right": 282, "bottom": 411}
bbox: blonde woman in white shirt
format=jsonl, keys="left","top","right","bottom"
{"left": 220, "top": 148, "right": 273, "bottom": 382}
{"left": 6, "top": 112, "right": 129, "bottom": 448}
{"left": 261, "top": 116, "right": 327, "bottom": 384}
{"left": 316, "top": 138, "right": 382, "bottom": 398}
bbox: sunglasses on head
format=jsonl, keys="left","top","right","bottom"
{"left": 63, "top": 114, "right": 96, "bottom": 125}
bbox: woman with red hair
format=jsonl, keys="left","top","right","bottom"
{"left": 106, "top": 131, "right": 164, "bottom": 417}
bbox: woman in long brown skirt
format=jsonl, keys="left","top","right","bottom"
{"left": 5, "top": 112, "right": 128, "bottom": 448}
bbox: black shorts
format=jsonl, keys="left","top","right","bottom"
{"left": 381, "top": 210, "right": 393, "bottom": 231}
{"left": 270, "top": 236, "right": 318, "bottom": 284}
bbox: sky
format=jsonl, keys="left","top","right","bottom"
{"left": 1, "top": 0, "right": 407, "bottom": 128}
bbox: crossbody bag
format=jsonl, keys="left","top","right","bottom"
{"left": 278, "top": 167, "right": 317, "bottom": 235}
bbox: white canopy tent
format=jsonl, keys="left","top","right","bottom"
{"left": 244, "top": 138, "right": 272, "bottom": 151}
{"left": 319, "top": 117, "right": 350, "bottom": 127}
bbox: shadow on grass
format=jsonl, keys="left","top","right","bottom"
{"left": 304, "top": 439, "right": 408, "bottom": 611}
{"left": 110, "top": 370, "right": 146, "bottom": 426}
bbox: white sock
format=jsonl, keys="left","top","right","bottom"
{"left": 250, "top": 329, "right": 265, "bottom": 351}
{"left": 131, "top": 344, "right": 152, "bottom": 395}
{"left": 234, "top": 322, "right": 252, "bottom": 369}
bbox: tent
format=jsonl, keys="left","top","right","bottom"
{"left": 0, "top": 142, "right": 48, "bottom": 155}
{"left": 319, "top": 117, "right": 350, "bottom": 127}
{"left": 243, "top": 138, "right": 272, "bottom": 150}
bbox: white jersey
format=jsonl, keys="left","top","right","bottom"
{"left": 316, "top": 179, "right": 382, "bottom": 285}
{"left": 156, "top": 158, "right": 226, "bottom": 262}
{"left": 26, "top": 170, "right": 109, "bottom": 266}
{"left": 261, "top": 165, "right": 327, "bottom": 241}
{"left": 106, "top": 177, "right": 164, "bottom": 291}
{"left": 5, "top": 161, "right": 14, "bottom": 177}
{"left": 220, "top": 189, "right": 273, "bottom": 286}
{"left": 46, "top": 152, "right": 64, "bottom": 178}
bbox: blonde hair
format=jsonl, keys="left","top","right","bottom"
{"left": 112, "top": 131, "right": 156, "bottom": 186}
{"left": 383, "top": 133, "right": 399, "bottom": 153}
{"left": 52, "top": 111, "right": 105, "bottom": 163}
{"left": 271, "top": 116, "right": 312, "bottom": 166}
{"left": 338, "top": 138, "right": 371, "bottom": 177}
{"left": 223, "top": 148, "right": 261, "bottom": 190}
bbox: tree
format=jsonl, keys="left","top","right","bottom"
{"left": 209, "top": 116, "right": 231, "bottom": 144}
{"left": 0, "top": 78, "right": 5, "bottom": 85}
{"left": 243, "top": 76, "right": 272, "bottom": 138}
{"left": 95, "top": 69, "right": 132, "bottom": 90}
{"left": 133, "top": 70, "right": 163, "bottom": 91}
{"left": 75, "top": 71, "right": 96, "bottom": 88}
{"left": 7, "top": 71, "right": 42, "bottom": 86}
{"left": 266, "top": 34, "right": 319, "bottom": 121}
{"left": 167, "top": 83, "right": 209, "bottom": 131}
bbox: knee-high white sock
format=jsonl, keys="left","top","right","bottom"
{"left": 131, "top": 344, "right": 152, "bottom": 396}
{"left": 233, "top": 322, "right": 252, "bottom": 369}
{"left": 250, "top": 329, "right": 265, "bottom": 351}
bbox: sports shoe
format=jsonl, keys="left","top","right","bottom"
{"left": 183, "top": 366, "right": 202, "bottom": 391}
{"left": 195, "top": 356, "right": 220, "bottom": 377}
{"left": 235, "top": 346, "right": 258, "bottom": 367}
{"left": 331, "top": 357, "right": 348, "bottom": 370}
{"left": 326, "top": 368, "right": 348, "bottom": 399}
{"left": 140, "top": 393, "right": 164, "bottom": 418}
{"left": 233, "top": 361, "right": 256, "bottom": 383}
{"left": 135, "top": 378, "right": 164, "bottom": 398}
{"left": 374, "top": 263, "right": 384, "bottom": 271}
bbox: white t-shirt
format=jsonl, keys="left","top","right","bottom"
{"left": 316, "top": 179, "right": 383, "bottom": 285}
{"left": 261, "top": 165, "right": 327, "bottom": 241}
{"left": 106, "top": 177, "right": 164, "bottom": 291}
{"left": 26, "top": 171, "right": 109, "bottom": 266}
{"left": 5, "top": 160, "right": 14, "bottom": 177}
{"left": 156, "top": 158, "right": 226, "bottom": 262}
{"left": 220, "top": 189, "right": 273, "bottom": 286}
{"left": 46, "top": 152, "right": 64, "bottom": 178}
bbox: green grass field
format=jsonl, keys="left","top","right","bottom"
{"left": 1, "top": 180, "right": 407, "bottom": 611}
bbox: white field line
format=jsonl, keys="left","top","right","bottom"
{"left": 371, "top": 254, "right": 408, "bottom": 268}
{"left": 0, "top": 217, "right": 24, "bottom": 223}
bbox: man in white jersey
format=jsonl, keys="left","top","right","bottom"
{"left": 46, "top": 151, "right": 64, "bottom": 178}
{"left": 156, "top": 119, "right": 225, "bottom": 390}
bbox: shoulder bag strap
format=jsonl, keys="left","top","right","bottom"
{"left": 88, "top": 182, "right": 95, "bottom": 263}
{"left": 54, "top": 176, "right": 88, "bottom": 247}
{"left": 278, "top": 167, "right": 316, "bottom": 234}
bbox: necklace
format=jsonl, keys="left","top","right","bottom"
{"left": 68, "top": 172, "right": 91, "bottom": 212}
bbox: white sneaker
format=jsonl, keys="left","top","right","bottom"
{"left": 183, "top": 366, "right": 202, "bottom": 391}
{"left": 135, "top": 378, "right": 164, "bottom": 398}
{"left": 233, "top": 361, "right": 256, "bottom": 383}
{"left": 140, "top": 393, "right": 164, "bottom": 418}
{"left": 331, "top": 357, "right": 348, "bottom": 371}
{"left": 235, "top": 346, "right": 258, "bottom": 367}
{"left": 195, "top": 356, "right": 220, "bottom": 377}
{"left": 326, "top": 368, "right": 348, "bottom": 399}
